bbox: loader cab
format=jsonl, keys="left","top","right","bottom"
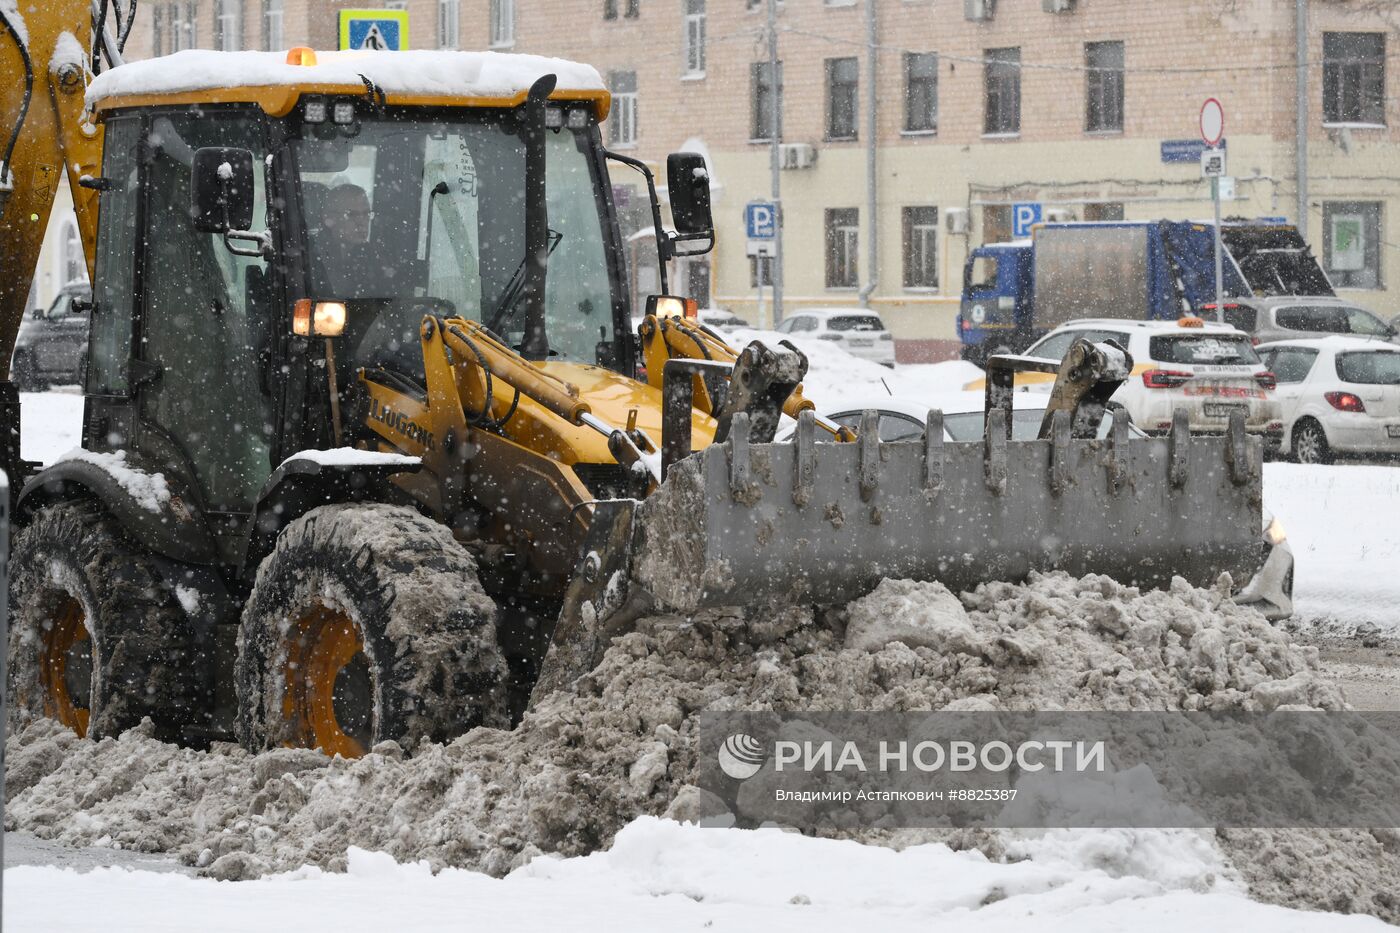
{"left": 79, "top": 92, "right": 637, "bottom": 554}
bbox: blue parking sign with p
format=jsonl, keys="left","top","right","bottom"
{"left": 1012, "top": 202, "right": 1042, "bottom": 238}
{"left": 746, "top": 202, "right": 776, "bottom": 239}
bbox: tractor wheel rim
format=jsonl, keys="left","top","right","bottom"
{"left": 39, "top": 596, "right": 92, "bottom": 737}
{"left": 285, "top": 602, "right": 372, "bottom": 758}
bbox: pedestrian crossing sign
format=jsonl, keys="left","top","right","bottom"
{"left": 338, "top": 9, "right": 409, "bottom": 51}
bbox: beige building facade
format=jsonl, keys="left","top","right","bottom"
{"left": 39, "top": 0, "right": 1399, "bottom": 360}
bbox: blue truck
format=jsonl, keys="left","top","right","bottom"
{"left": 957, "top": 219, "right": 1333, "bottom": 364}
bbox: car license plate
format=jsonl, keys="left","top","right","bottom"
{"left": 1204, "top": 402, "right": 1247, "bottom": 418}
{"left": 1388, "top": 425, "right": 1400, "bottom": 438}
{"left": 848, "top": 338, "right": 873, "bottom": 348}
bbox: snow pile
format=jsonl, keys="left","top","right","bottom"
{"left": 86, "top": 49, "right": 605, "bottom": 110}
{"left": 10, "top": 572, "right": 1397, "bottom": 923}
{"left": 54, "top": 448, "right": 172, "bottom": 512}
{"left": 277, "top": 448, "right": 421, "bottom": 470}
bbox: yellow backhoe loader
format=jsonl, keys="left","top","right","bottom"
{"left": 1, "top": 5, "right": 1267, "bottom": 757}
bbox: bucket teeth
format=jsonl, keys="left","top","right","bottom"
{"left": 1106, "top": 410, "right": 1130, "bottom": 494}
{"left": 1226, "top": 410, "right": 1257, "bottom": 486}
{"left": 1169, "top": 408, "right": 1191, "bottom": 488}
{"left": 794, "top": 409, "right": 816, "bottom": 507}
{"left": 858, "top": 409, "right": 880, "bottom": 502}
{"left": 984, "top": 409, "right": 1008, "bottom": 494}
{"left": 923, "top": 410, "right": 944, "bottom": 495}
{"left": 1049, "top": 409, "right": 1071, "bottom": 496}
{"left": 729, "top": 411, "right": 752, "bottom": 500}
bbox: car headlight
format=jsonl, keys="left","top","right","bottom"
{"left": 1264, "top": 516, "right": 1287, "bottom": 546}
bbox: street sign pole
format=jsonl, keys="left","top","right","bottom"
{"left": 1200, "top": 98, "right": 1226, "bottom": 322}
{"left": 1212, "top": 173, "right": 1224, "bottom": 322}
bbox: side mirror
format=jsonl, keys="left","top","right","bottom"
{"left": 191, "top": 147, "right": 255, "bottom": 233}
{"left": 666, "top": 152, "right": 713, "bottom": 238}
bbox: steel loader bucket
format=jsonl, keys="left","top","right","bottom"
{"left": 532, "top": 407, "right": 1264, "bottom": 702}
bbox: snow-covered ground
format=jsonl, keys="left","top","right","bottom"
{"left": 1265, "top": 463, "right": 1400, "bottom": 635}
{"left": 6, "top": 818, "right": 1389, "bottom": 932}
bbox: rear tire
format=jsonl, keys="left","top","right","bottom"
{"left": 235, "top": 503, "right": 508, "bottom": 757}
{"left": 6, "top": 502, "right": 195, "bottom": 741}
{"left": 1292, "top": 419, "right": 1332, "bottom": 465}
{"left": 11, "top": 350, "right": 45, "bottom": 392}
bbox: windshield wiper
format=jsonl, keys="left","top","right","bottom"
{"left": 484, "top": 228, "right": 563, "bottom": 338}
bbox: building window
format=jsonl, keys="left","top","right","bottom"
{"left": 490, "top": 0, "right": 514, "bottom": 47}
{"left": 984, "top": 47, "right": 1020, "bottom": 135}
{"left": 1323, "top": 201, "right": 1382, "bottom": 289}
{"left": 683, "top": 0, "right": 706, "bottom": 76}
{"left": 169, "top": 2, "right": 195, "bottom": 51}
{"left": 262, "top": 0, "right": 282, "bottom": 51}
{"left": 904, "top": 52, "right": 937, "bottom": 134}
{"left": 982, "top": 205, "right": 1012, "bottom": 244}
{"left": 1084, "top": 202, "right": 1124, "bottom": 222}
{"left": 215, "top": 0, "right": 241, "bottom": 51}
{"left": 608, "top": 71, "right": 639, "bottom": 147}
{"left": 825, "top": 57, "right": 858, "bottom": 140}
{"left": 825, "top": 208, "right": 859, "bottom": 289}
{"left": 751, "top": 61, "right": 782, "bottom": 141}
{"left": 1085, "top": 40, "right": 1123, "bottom": 132}
{"left": 1323, "top": 33, "right": 1385, "bottom": 126}
{"left": 605, "top": 0, "right": 640, "bottom": 18}
{"left": 153, "top": 4, "right": 166, "bottom": 55}
{"left": 438, "top": 0, "right": 459, "bottom": 48}
{"left": 902, "top": 207, "right": 938, "bottom": 289}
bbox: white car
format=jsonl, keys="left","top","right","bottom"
{"left": 1255, "top": 336, "right": 1400, "bottom": 463}
{"left": 697, "top": 308, "right": 751, "bottom": 332}
{"left": 774, "top": 307, "right": 895, "bottom": 367}
{"left": 778, "top": 391, "right": 1294, "bottom": 621}
{"left": 1019, "top": 318, "right": 1283, "bottom": 452}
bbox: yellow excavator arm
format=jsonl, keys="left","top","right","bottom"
{"left": 0, "top": 0, "right": 107, "bottom": 376}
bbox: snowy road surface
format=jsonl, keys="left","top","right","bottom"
{"left": 4, "top": 819, "right": 1391, "bottom": 932}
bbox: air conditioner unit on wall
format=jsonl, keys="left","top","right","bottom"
{"left": 779, "top": 143, "right": 817, "bottom": 170}
{"left": 1042, "top": 0, "right": 1074, "bottom": 13}
{"left": 964, "top": 0, "right": 994, "bottom": 22}
{"left": 946, "top": 207, "right": 970, "bottom": 234}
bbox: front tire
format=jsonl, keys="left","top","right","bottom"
{"left": 236, "top": 503, "right": 508, "bottom": 757}
{"left": 1292, "top": 419, "right": 1332, "bottom": 465}
{"left": 7, "top": 502, "right": 194, "bottom": 741}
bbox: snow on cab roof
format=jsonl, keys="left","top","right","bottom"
{"left": 86, "top": 48, "right": 607, "bottom": 114}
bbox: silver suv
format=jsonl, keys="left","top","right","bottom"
{"left": 1216, "top": 296, "right": 1397, "bottom": 346}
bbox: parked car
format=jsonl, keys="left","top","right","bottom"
{"left": 774, "top": 307, "right": 895, "bottom": 367}
{"left": 1255, "top": 335, "right": 1400, "bottom": 464}
{"left": 1016, "top": 317, "right": 1282, "bottom": 452}
{"left": 777, "top": 390, "right": 1294, "bottom": 621}
{"left": 10, "top": 283, "right": 91, "bottom": 390}
{"left": 696, "top": 308, "right": 750, "bottom": 332}
{"left": 1212, "top": 296, "right": 1398, "bottom": 346}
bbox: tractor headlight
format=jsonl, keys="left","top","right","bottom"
{"left": 1264, "top": 516, "right": 1287, "bottom": 547}
{"left": 293, "top": 299, "right": 347, "bottom": 337}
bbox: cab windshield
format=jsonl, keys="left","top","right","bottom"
{"left": 291, "top": 109, "right": 617, "bottom": 376}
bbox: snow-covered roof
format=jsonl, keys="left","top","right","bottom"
{"left": 86, "top": 49, "right": 609, "bottom": 116}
